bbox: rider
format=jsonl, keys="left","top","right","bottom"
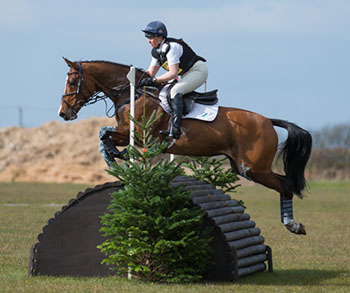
{"left": 139, "top": 20, "right": 208, "bottom": 139}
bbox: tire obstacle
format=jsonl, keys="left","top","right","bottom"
{"left": 28, "top": 176, "right": 272, "bottom": 281}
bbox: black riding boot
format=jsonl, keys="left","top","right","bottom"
{"left": 160, "top": 93, "right": 183, "bottom": 139}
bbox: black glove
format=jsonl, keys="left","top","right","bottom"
{"left": 139, "top": 77, "right": 157, "bottom": 87}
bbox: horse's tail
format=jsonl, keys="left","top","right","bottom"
{"left": 271, "top": 119, "right": 312, "bottom": 198}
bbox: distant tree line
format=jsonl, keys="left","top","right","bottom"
{"left": 311, "top": 123, "right": 350, "bottom": 149}
{"left": 306, "top": 123, "right": 350, "bottom": 179}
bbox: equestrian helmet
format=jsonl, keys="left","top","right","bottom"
{"left": 142, "top": 21, "right": 168, "bottom": 38}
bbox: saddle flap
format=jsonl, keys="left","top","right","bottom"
{"left": 183, "top": 89, "right": 218, "bottom": 105}
{"left": 183, "top": 98, "right": 195, "bottom": 115}
{"left": 194, "top": 97, "right": 218, "bottom": 105}
{"left": 182, "top": 89, "right": 218, "bottom": 115}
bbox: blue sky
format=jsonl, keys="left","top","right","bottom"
{"left": 1, "top": 0, "right": 349, "bottom": 131}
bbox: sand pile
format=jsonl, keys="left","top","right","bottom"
{"left": 1, "top": 117, "right": 347, "bottom": 184}
{"left": 0, "top": 117, "right": 119, "bottom": 184}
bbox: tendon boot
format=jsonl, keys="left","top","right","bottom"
{"left": 160, "top": 93, "right": 183, "bottom": 139}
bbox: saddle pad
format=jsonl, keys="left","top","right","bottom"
{"left": 159, "top": 90, "right": 219, "bottom": 122}
{"left": 183, "top": 102, "right": 219, "bottom": 121}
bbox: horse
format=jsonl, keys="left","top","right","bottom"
{"left": 59, "top": 58, "right": 312, "bottom": 235}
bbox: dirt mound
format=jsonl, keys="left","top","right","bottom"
{"left": 1, "top": 117, "right": 347, "bottom": 184}
{"left": 0, "top": 117, "right": 119, "bottom": 184}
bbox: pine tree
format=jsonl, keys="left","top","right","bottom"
{"left": 185, "top": 156, "right": 244, "bottom": 207}
{"left": 98, "top": 110, "right": 212, "bottom": 283}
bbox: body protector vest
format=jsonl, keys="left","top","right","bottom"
{"left": 151, "top": 38, "right": 206, "bottom": 75}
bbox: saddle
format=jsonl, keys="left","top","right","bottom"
{"left": 168, "top": 89, "right": 218, "bottom": 115}
{"left": 138, "top": 83, "right": 219, "bottom": 116}
{"left": 182, "top": 90, "right": 218, "bottom": 115}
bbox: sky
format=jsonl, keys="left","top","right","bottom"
{"left": 0, "top": 0, "right": 349, "bottom": 132}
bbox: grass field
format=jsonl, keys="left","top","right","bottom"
{"left": 0, "top": 180, "right": 349, "bottom": 292}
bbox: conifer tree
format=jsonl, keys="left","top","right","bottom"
{"left": 98, "top": 111, "right": 212, "bottom": 283}
{"left": 185, "top": 156, "right": 244, "bottom": 207}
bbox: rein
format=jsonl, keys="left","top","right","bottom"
{"left": 113, "top": 86, "right": 160, "bottom": 122}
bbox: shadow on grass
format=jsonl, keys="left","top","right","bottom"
{"left": 238, "top": 269, "right": 349, "bottom": 286}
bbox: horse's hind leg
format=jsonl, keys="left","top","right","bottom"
{"left": 225, "top": 114, "right": 306, "bottom": 235}
{"left": 246, "top": 170, "right": 306, "bottom": 235}
{"left": 227, "top": 155, "right": 286, "bottom": 193}
{"left": 245, "top": 170, "right": 287, "bottom": 195}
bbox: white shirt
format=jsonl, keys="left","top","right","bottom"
{"left": 150, "top": 40, "right": 183, "bottom": 67}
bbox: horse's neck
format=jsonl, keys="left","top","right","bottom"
{"left": 85, "top": 62, "right": 129, "bottom": 94}
{"left": 84, "top": 62, "right": 165, "bottom": 123}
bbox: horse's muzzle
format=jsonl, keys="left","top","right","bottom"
{"left": 59, "top": 111, "right": 68, "bottom": 121}
{"left": 59, "top": 111, "right": 77, "bottom": 121}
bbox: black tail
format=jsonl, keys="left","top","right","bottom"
{"left": 271, "top": 119, "right": 312, "bottom": 198}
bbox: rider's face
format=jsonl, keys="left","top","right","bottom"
{"left": 147, "top": 36, "right": 163, "bottom": 48}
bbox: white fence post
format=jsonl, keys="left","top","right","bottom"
{"left": 127, "top": 66, "right": 136, "bottom": 163}
{"left": 126, "top": 66, "right": 136, "bottom": 279}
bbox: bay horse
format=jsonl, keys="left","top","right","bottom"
{"left": 59, "top": 58, "right": 312, "bottom": 235}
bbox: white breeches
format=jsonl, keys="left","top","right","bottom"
{"left": 170, "top": 61, "right": 208, "bottom": 98}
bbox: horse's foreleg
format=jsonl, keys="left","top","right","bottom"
{"left": 99, "top": 126, "right": 130, "bottom": 167}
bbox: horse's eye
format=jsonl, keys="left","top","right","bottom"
{"left": 69, "top": 79, "right": 77, "bottom": 87}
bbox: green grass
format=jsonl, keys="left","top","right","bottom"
{"left": 0, "top": 180, "right": 349, "bottom": 292}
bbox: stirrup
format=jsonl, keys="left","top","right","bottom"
{"left": 160, "top": 123, "right": 173, "bottom": 137}
{"left": 159, "top": 128, "right": 181, "bottom": 139}
{"left": 160, "top": 129, "right": 171, "bottom": 136}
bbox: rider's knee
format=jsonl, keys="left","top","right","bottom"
{"left": 170, "top": 86, "right": 183, "bottom": 100}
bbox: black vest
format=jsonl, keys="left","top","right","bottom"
{"left": 151, "top": 38, "right": 206, "bottom": 75}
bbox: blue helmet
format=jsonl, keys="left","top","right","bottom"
{"left": 142, "top": 21, "right": 168, "bottom": 38}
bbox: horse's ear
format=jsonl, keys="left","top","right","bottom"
{"left": 63, "top": 57, "right": 78, "bottom": 70}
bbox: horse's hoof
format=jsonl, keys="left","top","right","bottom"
{"left": 285, "top": 221, "right": 306, "bottom": 235}
{"left": 116, "top": 149, "right": 128, "bottom": 160}
{"left": 298, "top": 223, "right": 306, "bottom": 235}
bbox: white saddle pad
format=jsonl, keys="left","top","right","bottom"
{"left": 183, "top": 102, "right": 219, "bottom": 121}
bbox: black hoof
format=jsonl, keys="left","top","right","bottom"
{"left": 297, "top": 223, "right": 307, "bottom": 235}
{"left": 285, "top": 221, "right": 307, "bottom": 235}
{"left": 116, "top": 149, "right": 128, "bottom": 160}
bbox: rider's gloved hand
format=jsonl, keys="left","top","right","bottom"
{"left": 139, "top": 77, "right": 157, "bottom": 87}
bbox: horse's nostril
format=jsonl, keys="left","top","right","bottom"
{"left": 59, "top": 112, "right": 66, "bottom": 119}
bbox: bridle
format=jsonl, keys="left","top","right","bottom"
{"left": 61, "top": 62, "right": 87, "bottom": 117}
{"left": 61, "top": 61, "right": 160, "bottom": 120}
{"left": 61, "top": 62, "right": 106, "bottom": 117}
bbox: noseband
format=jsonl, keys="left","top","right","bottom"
{"left": 61, "top": 62, "right": 86, "bottom": 116}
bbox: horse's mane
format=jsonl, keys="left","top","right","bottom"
{"left": 81, "top": 60, "right": 146, "bottom": 73}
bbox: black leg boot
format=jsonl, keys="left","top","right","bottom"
{"left": 160, "top": 93, "right": 183, "bottom": 139}
{"left": 171, "top": 93, "right": 183, "bottom": 139}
